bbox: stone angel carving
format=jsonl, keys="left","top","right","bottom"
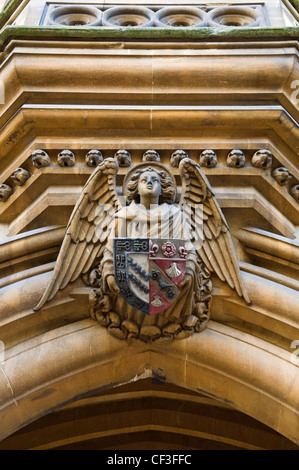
{"left": 35, "top": 157, "right": 250, "bottom": 342}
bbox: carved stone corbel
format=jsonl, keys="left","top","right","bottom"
{"left": 142, "top": 149, "right": 161, "bottom": 162}
{"left": 11, "top": 168, "right": 30, "bottom": 186}
{"left": 31, "top": 149, "right": 51, "bottom": 168}
{"left": 251, "top": 149, "right": 273, "bottom": 169}
{"left": 170, "top": 149, "right": 189, "bottom": 167}
{"left": 114, "top": 149, "right": 132, "bottom": 167}
{"left": 0, "top": 184, "right": 13, "bottom": 202}
{"left": 272, "top": 167, "right": 292, "bottom": 185}
{"left": 227, "top": 149, "right": 245, "bottom": 168}
{"left": 57, "top": 149, "right": 75, "bottom": 167}
{"left": 199, "top": 149, "right": 217, "bottom": 168}
{"left": 85, "top": 150, "right": 103, "bottom": 167}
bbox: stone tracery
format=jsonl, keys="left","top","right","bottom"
{"left": 43, "top": 4, "right": 266, "bottom": 28}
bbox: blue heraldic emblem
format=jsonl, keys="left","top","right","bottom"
{"left": 114, "top": 238, "right": 187, "bottom": 316}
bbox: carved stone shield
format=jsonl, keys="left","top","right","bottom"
{"left": 113, "top": 238, "right": 187, "bottom": 315}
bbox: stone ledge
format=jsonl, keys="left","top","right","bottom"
{"left": 0, "top": 25, "right": 299, "bottom": 51}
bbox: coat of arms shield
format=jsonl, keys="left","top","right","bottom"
{"left": 113, "top": 238, "right": 188, "bottom": 315}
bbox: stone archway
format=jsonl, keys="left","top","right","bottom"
{"left": 0, "top": 299, "right": 298, "bottom": 445}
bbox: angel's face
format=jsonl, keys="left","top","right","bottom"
{"left": 138, "top": 171, "right": 161, "bottom": 203}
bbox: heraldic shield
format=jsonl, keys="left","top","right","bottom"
{"left": 113, "top": 238, "right": 187, "bottom": 315}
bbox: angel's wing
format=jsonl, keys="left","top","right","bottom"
{"left": 34, "top": 158, "right": 122, "bottom": 311}
{"left": 179, "top": 158, "right": 250, "bottom": 304}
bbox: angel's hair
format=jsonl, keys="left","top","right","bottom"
{"left": 126, "top": 166, "right": 175, "bottom": 204}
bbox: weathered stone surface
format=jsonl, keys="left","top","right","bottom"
{"left": 0, "top": 0, "right": 298, "bottom": 450}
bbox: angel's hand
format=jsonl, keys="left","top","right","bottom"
{"left": 106, "top": 275, "right": 120, "bottom": 294}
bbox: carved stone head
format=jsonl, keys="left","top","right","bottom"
{"left": 199, "top": 149, "right": 217, "bottom": 168}
{"left": 170, "top": 149, "right": 188, "bottom": 167}
{"left": 11, "top": 168, "right": 30, "bottom": 186}
{"left": 251, "top": 149, "right": 273, "bottom": 169}
{"left": 0, "top": 184, "right": 13, "bottom": 202}
{"left": 31, "top": 149, "right": 51, "bottom": 168}
{"left": 227, "top": 149, "right": 246, "bottom": 168}
{"left": 272, "top": 167, "right": 292, "bottom": 185}
{"left": 126, "top": 165, "right": 175, "bottom": 204}
{"left": 290, "top": 185, "right": 299, "bottom": 202}
{"left": 114, "top": 149, "right": 131, "bottom": 167}
{"left": 142, "top": 149, "right": 161, "bottom": 162}
{"left": 57, "top": 149, "right": 75, "bottom": 167}
{"left": 85, "top": 150, "right": 103, "bottom": 167}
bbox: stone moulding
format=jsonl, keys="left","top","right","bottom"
{"left": 0, "top": 318, "right": 298, "bottom": 444}
{"left": 1, "top": 147, "right": 297, "bottom": 204}
{"left": 0, "top": 2, "right": 297, "bottom": 449}
{"left": 44, "top": 4, "right": 265, "bottom": 28}
{"left": 0, "top": 25, "right": 299, "bottom": 51}
{"left": 1, "top": 0, "right": 299, "bottom": 32}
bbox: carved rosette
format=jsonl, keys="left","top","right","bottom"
{"left": 88, "top": 261, "right": 212, "bottom": 343}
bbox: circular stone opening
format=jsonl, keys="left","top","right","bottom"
{"left": 155, "top": 7, "right": 207, "bottom": 28}
{"left": 102, "top": 7, "right": 155, "bottom": 27}
{"left": 207, "top": 6, "right": 260, "bottom": 27}
{"left": 49, "top": 6, "right": 102, "bottom": 27}
{"left": 106, "top": 14, "right": 147, "bottom": 27}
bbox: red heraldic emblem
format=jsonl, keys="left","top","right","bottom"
{"left": 113, "top": 238, "right": 187, "bottom": 315}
